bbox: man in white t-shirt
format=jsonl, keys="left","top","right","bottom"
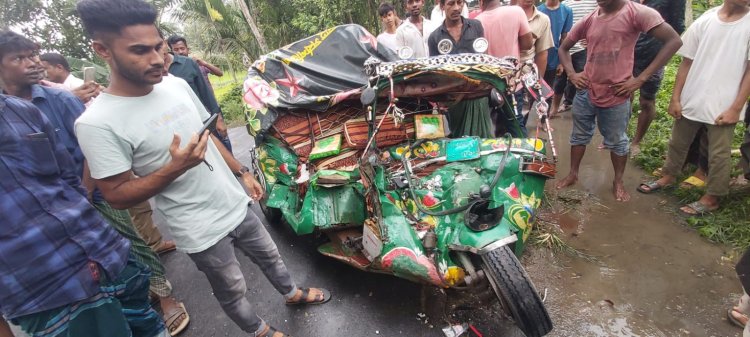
{"left": 377, "top": 2, "right": 402, "bottom": 51}
{"left": 39, "top": 52, "right": 84, "bottom": 90}
{"left": 396, "top": 0, "right": 439, "bottom": 58}
{"left": 638, "top": 1, "right": 750, "bottom": 216}
{"left": 429, "top": 0, "right": 469, "bottom": 23}
{"left": 75, "top": 1, "right": 330, "bottom": 337}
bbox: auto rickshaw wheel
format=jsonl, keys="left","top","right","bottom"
{"left": 252, "top": 165, "right": 282, "bottom": 225}
{"left": 481, "top": 245, "right": 553, "bottom": 337}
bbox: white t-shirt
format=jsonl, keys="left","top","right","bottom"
{"left": 678, "top": 7, "right": 750, "bottom": 125}
{"left": 430, "top": 4, "right": 469, "bottom": 23}
{"left": 63, "top": 74, "right": 84, "bottom": 91}
{"left": 377, "top": 31, "right": 399, "bottom": 51}
{"left": 395, "top": 16, "right": 439, "bottom": 58}
{"left": 75, "top": 76, "right": 250, "bottom": 253}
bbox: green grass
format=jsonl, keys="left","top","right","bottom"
{"left": 630, "top": 57, "right": 750, "bottom": 249}
{"left": 210, "top": 71, "right": 246, "bottom": 127}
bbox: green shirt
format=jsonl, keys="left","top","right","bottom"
{"left": 168, "top": 54, "right": 220, "bottom": 114}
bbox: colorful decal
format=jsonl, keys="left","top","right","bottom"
{"left": 381, "top": 247, "right": 443, "bottom": 285}
{"left": 275, "top": 69, "right": 305, "bottom": 97}
{"left": 256, "top": 146, "right": 278, "bottom": 184}
{"left": 282, "top": 27, "right": 336, "bottom": 65}
{"left": 244, "top": 76, "right": 280, "bottom": 135}
{"left": 500, "top": 182, "right": 542, "bottom": 240}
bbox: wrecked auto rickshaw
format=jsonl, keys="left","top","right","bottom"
{"left": 243, "top": 25, "right": 556, "bottom": 337}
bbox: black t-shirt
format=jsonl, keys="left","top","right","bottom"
{"left": 633, "top": 0, "right": 686, "bottom": 70}
{"left": 428, "top": 18, "right": 485, "bottom": 56}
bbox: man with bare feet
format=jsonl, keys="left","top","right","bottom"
{"left": 555, "top": 0, "right": 681, "bottom": 202}
{"left": 637, "top": 0, "right": 750, "bottom": 215}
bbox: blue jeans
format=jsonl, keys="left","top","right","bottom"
{"left": 570, "top": 90, "right": 631, "bottom": 156}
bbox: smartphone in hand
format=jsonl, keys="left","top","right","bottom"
{"left": 83, "top": 67, "right": 96, "bottom": 83}
{"left": 198, "top": 113, "right": 219, "bottom": 137}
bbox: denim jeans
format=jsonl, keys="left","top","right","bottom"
{"left": 570, "top": 90, "right": 631, "bottom": 156}
{"left": 188, "top": 208, "right": 296, "bottom": 333}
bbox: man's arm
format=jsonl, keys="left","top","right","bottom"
{"left": 558, "top": 37, "right": 587, "bottom": 88}
{"left": 612, "top": 23, "right": 682, "bottom": 96}
{"left": 95, "top": 132, "right": 210, "bottom": 209}
{"left": 197, "top": 60, "right": 223, "bottom": 77}
{"left": 189, "top": 61, "right": 221, "bottom": 115}
{"left": 0, "top": 318, "right": 15, "bottom": 337}
{"left": 716, "top": 61, "right": 750, "bottom": 125}
{"left": 667, "top": 57, "right": 693, "bottom": 119}
{"left": 534, "top": 50, "right": 548, "bottom": 76}
{"left": 519, "top": 32, "right": 533, "bottom": 52}
{"left": 210, "top": 135, "right": 264, "bottom": 200}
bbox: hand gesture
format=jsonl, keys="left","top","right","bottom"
{"left": 667, "top": 99, "right": 682, "bottom": 119}
{"left": 555, "top": 64, "right": 564, "bottom": 76}
{"left": 715, "top": 108, "right": 741, "bottom": 126}
{"left": 569, "top": 72, "right": 589, "bottom": 89}
{"left": 72, "top": 82, "right": 101, "bottom": 103}
{"left": 242, "top": 174, "right": 265, "bottom": 201}
{"left": 611, "top": 77, "right": 645, "bottom": 97}
{"left": 168, "top": 131, "right": 209, "bottom": 172}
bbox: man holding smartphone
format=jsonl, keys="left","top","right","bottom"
{"left": 75, "top": 1, "right": 331, "bottom": 336}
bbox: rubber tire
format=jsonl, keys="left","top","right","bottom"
{"left": 252, "top": 168, "right": 283, "bottom": 225}
{"left": 482, "top": 245, "right": 553, "bottom": 337}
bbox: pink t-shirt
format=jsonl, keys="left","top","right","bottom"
{"left": 477, "top": 6, "right": 532, "bottom": 58}
{"left": 567, "top": 1, "right": 664, "bottom": 107}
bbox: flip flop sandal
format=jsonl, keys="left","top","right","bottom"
{"left": 680, "top": 201, "right": 718, "bottom": 216}
{"left": 164, "top": 302, "right": 190, "bottom": 336}
{"left": 728, "top": 307, "right": 748, "bottom": 328}
{"left": 679, "top": 176, "right": 706, "bottom": 189}
{"left": 285, "top": 288, "right": 332, "bottom": 306}
{"left": 637, "top": 181, "right": 668, "bottom": 194}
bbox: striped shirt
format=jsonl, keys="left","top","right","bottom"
{"left": 562, "top": 0, "right": 598, "bottom": 53}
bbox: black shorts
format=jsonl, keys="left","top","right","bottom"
{"left": 632, "top": 65, "right": 664, "bottom": 101}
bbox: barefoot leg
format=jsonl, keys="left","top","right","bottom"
{"left": 611, "top": 152, "right": 630, "bottom": 202}
{"left": 556, "top": 145, "right": 586, "bottom": 189}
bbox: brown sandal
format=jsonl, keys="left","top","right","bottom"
{"left": 728, "top": 307, "right": 748, "bottom": 328}
{"left": 257, "top": 325, "right": 290, "bottom": 337}
{"left": 285, "top": 287, "right": 331, "bottom": 306}
{"left": 164, "top": 302, "right": 190, "bottom": 336}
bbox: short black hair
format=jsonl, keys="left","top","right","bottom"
{"left": 378, "top": 2, "right": 396, "bottom": 17}
{"left": 0, "top": 31, "right": 39, "bottom": 61}
{"left": 76, "top": 0, "right": 158, "bottom": 39}
{"left": 40, "top": 53, "right": 71, "bottom": 72}
{"left": 167, "top": 35, "right": 188, "bottom": 49}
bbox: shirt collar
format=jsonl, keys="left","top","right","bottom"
{"left": 528, "top": 7, "right": 541, "bottom": 21}
{"left": 171, "top": 54, "right": 186, "bottom": 65}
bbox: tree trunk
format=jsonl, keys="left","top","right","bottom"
{"left": 685, "top": 0, "right": 693, "bottom": 26}
{"left": 236, "top": 0, "right": 268, "bottom": 53}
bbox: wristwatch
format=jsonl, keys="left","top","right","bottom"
{"left": 234, "top": 165, "right": 250, "bottom": 178}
